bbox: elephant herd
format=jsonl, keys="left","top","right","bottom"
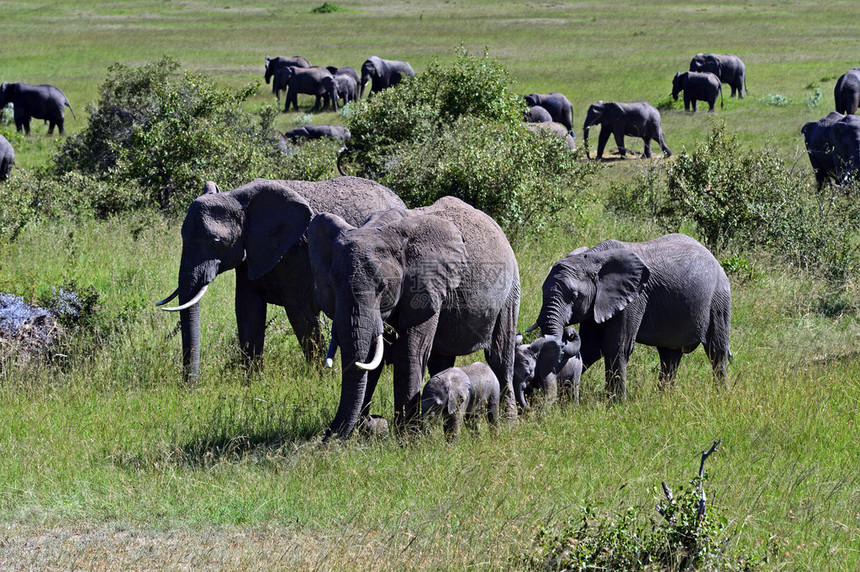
{"left": 157, "top": 176, "right": 732, "bottom": 440}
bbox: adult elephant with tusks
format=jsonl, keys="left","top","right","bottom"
{"left": 689, "top": 53, "right": 747, "bottom": 99}
{"left": 0, "top": 82, "right": 76, "bottom": 135}
{"left": 360, "top": 56, "right": 414, "bottom": 98}
{"left": 308, "top": 196, "right": 521, "bottom": 439}
{"left": 583, "top": 101, "right": 671, "bottom": 160}
{"left": 155, "top": 177, "right": 405, "bottom": 383}
{"left": 528, "top": 234, "right": 731, "bottom": 401}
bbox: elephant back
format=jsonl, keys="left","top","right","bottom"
{"left": 286, "top": 177, "right": 405, "bottom": 227}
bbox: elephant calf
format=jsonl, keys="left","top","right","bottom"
{"left": 284, "top": 124, "right": 351, "bottom": 143}
{"left": 583, "top": 101, "right": 671, "bottom": 160}
{"left": 672, "top": 72, "right": 723, "bottom": 112}
{"left": 421, "top": 362, "right": 500, "bottom": 439}
{"left": 524, "top": 92, "right": 574, "bottom": 132}
{"left": 515, "top": 326, "right": 582, "bottom": 407}
{"left": 525, "top": 121, "right": 576, "bottom": 150}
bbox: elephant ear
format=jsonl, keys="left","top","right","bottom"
{"left": 591, "top": 248, "right": 650, "bottom": 324}
{"left": 391, "top": 214, "right": 467, "bottom": 324}
{"left": 242, "top": 182, "right": 314, "bottom": 281}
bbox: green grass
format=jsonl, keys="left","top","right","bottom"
{"left": 2, "top": 1, "right": 860, "bottom": 569}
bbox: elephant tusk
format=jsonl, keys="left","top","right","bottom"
{"left": 160, "top": 284, "right": 209, "bottom": 312}
{"left": 325, "top": 335, "right": 338, "bottom": 368}
{"left": 155, "top": 287, "right": 180, "bottom": 307}
{"left": 355, "top": 334, "right": 384, "bottom": 371}
{"left": 524, "top": 323, "right": 539, "bottom": 333}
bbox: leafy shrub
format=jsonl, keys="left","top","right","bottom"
{"left": 311, "top": 2, "right": 342, "bottom": 13}
{"left": 345, "top": 47, "right": 596, "bottom": 236}
{"left": 51, "top": 56, "right": 329, "bottom": 213}
{"left": 758, "top": 94, "right": 793, "bottom": 107}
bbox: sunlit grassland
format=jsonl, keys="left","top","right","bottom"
{"left": 1, "top": 0, "right": 860, "bottom": 569}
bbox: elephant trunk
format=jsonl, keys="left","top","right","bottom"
{"left": 359, "top": 77, "right": 368, "bottom": 99}
{"left": 169, "top": 259, "right": 219, "bottom": 385}
{"left": 180, "top": 303, "right": 201, "bottom": 385}
{"left": 513, "top": 376, "right": 530, "bottom": 411}
{"left": 536, "top": 298, "right": 567, "bottom": 338}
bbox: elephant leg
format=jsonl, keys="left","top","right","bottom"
{"left": 235, "top": 274, "right": 268, "bottom": 370}
{"left": 642, "top": 137, "right": 653, "bottom": 158}
{"left": 484, "top": 292, "right": 519, "bottom": 420}
{"left": 596, "top": 126, "right": 612, "bottom": 159}
{"left": 657, "top": 347, "right": 683, "bottom": 389}
{"left": 283, "top": 303, "right": 324, "bottom": 362}
{"left": 613, "top": 125, "right": 627, "bottom": 156}
{"left": 427, "top": 353, "right": 455, "bottom": 377}
{"left": 705, "top": 303, "right": 732, "bottom": 383}
{"left": 657, "top": 131, "right": 672, "bottom": 157}
{"left": 392, "top": 317, "right": 439, "bottom": 428}
{"left": 600, "top": 316, "right": 639, "bottom": 402}
{"left": 578, "top": 321, "right": 604, "bottom": 373}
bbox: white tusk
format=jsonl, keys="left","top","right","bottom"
{"left": 160, "top": 284, "right": 209, "bottom": 312}
{"left": 355, "top": 334, "right": 384, "bottom": 371}
{"left": 325, "top": 335, "right": 338, "bottom": 368}
{"left": 524, "top": 323, "right": 539, "bottom": 332}
{"left": 155, "top": 287, "right": 180, "bottom": 307}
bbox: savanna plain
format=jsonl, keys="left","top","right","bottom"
{"left": 1, "top": 1, "right": 859, "bottom": 569}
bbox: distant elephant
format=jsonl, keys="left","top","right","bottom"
{"left": 264, "top": 55, "right": 311, "bottom": 86}
{"left": 689, "top": 53, "right": 747, "bottom": 98}
{"left": 834, "top": 68, "right": 860, "bottom": 115}
{"left": 801, "top": 111, "right": 860, "bottom": 188}
{"left": 525, "top": 121, "right": 576, "bottom": 150}
{"left": 514, "top": 326, "right": 582, "bottom": 406}
{"left": 524, "top": 92, "right": 573, "bottom": 132}
{"left": 359, "top": 56, "right": 414, "bottom": 98}
{"left": 156, "top": 177, "right": 405, "bottom": 383}
{"left": 0, "top": 135, "right": 14, "bottom": 181}
{"left": 0, "top": 82, "right": 76, "bottom": 135}
{"left": 273, "top": 66, "right": 333, "bottom": 112}
{"left": 525, "top": 105, "right": 553, "bottom": 123}
{"left": 284, "top": 124, "right": 351, "bottom": 142}
{"left": 672, "top": 71, "right": 723, "bottom": 112}
{"left": 308, "top": 196, "right": 521, "bottom": 439}
{"left": 322, "top": 67, "right": 359, "bottom": 111}
{"left": 421, "top": 362, "right": 500, "bottom": 439}
{"left": 583, "top": 101, "right": 671, "bottom": 160}
{"left": 530, "top": 234, "right": 731, "bottom": 400}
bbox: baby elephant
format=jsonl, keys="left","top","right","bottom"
{"left": 421, "top": 362, "right": 500, "bottom": 438}
{"left": 515, "top": 326, "right": 583, "bottom": 407}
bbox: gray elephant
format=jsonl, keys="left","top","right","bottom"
{"left": 421, "top": 362, "right": 500, "bottom": 439}
{"left": 689, "top": 53, "right": 747, "bottom": 99}
{"left": 156, "top": 177, "right": 405, "bottom": 383}
{"left": 359, "top": 56, "right": 414, "bottom": 98}
{"left": 273, "top": 66, "right": 334, "bottom": 112}
{"left": 801, "top": 111, "right": 860, "bottom": 188}
{"left": 530, "top": 234, "right": 731, "bottom": 401}
{"left": 672, "top": 71, "right": 723, "bottom": 112}
{"left": 834, "top": 68, "right": 860, "bottom": 116}
{"left": 0, "top": 82, "right": 76, "bottom": 135}
{"left": 322, "top": 67, "right": 359, "bottom": 111}
{"left": 0, "top": 135, "right": 14, "bottom": 181}
{"left": 308, "top": 196, "right": 521, "bottom": 439}
{"left": 583, "top": 101, "right": 671, "bottom": 160}
{"left": 264, "top": 55, "right": 311, "bottom": 85}
{"left": 524, "top": 92, "right": 573, "bottom": 132}
{"left": 525, "top": 121, "right": 576, "bottom": 151}
{"left": 514, "top": 326, "right": 582, "bottom": 406}
{"left": 284, "top": 124, "right": 351, "bottom": 143}
{"left": 525, "top": 105, "right": 553, "bottom": 123}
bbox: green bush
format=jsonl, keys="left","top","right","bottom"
{"left": 345, "top": 48, "right": 595, "bottom": 237}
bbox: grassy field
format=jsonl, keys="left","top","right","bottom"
{"left": 1, "top": 1, "right": 859, "bottom": 569}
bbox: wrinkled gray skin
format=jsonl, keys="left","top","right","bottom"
{"left": 534, "top": 234, "right": 731, "bottom": 401}
{"left": 284, "top": 124, "right": 351, "bottom": 142}
{"left": 360, "top": 56, "right": 414, "bottom": 98}
{"left": 583, "top": 101, "right": 671, "bottom": 160}
{"left": 0, "top": 82, "right": 76, "bottom": 135}
{"left": 525, "top": 121, "right": 576, "bottom": 150}
{"left": 322, "top": 68, "right": 359, "bottom": 112}
{"left": 524, "top": 92, "right": 573, "bottom": 132}
{"left": 525, "top": 105, "right": 553, "bottom": 123}
{"left": 672, "top": 71, "right": 723, "bottom": 112}
{"left": 264, "top": 55, "right": 311, "bottom": 85}
{"left": 0, "top": 135, "right": 14, "bottom": 181}
{"left": 514, "top": 326, "right": 582, "bottom": 406}
{"left": 689, "top": 53, "right": 747, "bottom": 98}
{"left": 421, "top": 363, "right": 500, "bottom": 439}
{"left": 834, "top": 68, "right": 860, "bottom": 116}
{"left": 274, "top": 66, "right": 333, "bottom": 112}
{"left": 308, "top": 196, "right": 521, "bottom": 439}
{"left": 157, "top": 177, "right": 405, "bottom": 383}
{"left": 801, "top": 112, "right": 860, "bottom": 189}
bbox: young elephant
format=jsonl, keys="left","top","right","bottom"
{"left": 515, "top": 326, "right": 583, "bottom": 406}
{"left": 583, "top": 101, "right": 671, "bottom": 160}
{"left": 421, "top": 362, "right": 500, "bottom": 438}
{"left": 672, "top": 71, "right": 723, "bottom": 112}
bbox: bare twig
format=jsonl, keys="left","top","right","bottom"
{"left": 656, "top": 481, "right": 676, "bottom": 523}
{"left": 696, "top": 439, "right": 721, "bottom": 522}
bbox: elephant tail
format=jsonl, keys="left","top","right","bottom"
{"left": 65, "top": 100, "right": 77, "bottom": 120}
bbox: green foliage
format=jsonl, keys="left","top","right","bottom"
{"left": 805, "top": 87, "right": 822, "bottom": 109}
{"left": 311, "top": 2, "right": 342, "bottom": 13}
{"left": 346, "top": 47, "right": 595, "bottom": 236}
{"left": 517, "top": 470, "right": 761, "bottom": 571}
{"left": 758, "top": 94, "right": 794, "bottom": 107}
